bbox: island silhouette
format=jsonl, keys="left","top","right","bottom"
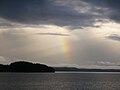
{"left": 0, "top": 61, "right": 55, "bottom": 73}
{"left": 0, "top": 61, "right": 120, "bottom": 73}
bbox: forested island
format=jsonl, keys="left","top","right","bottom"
{"left": 0, "top": 61, "right": 55, "bottom": 73}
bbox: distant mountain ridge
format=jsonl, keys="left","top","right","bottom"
{"left": 54, "top": 67, "right": 120, "bottom": 72}
{"left": 0, "top": 61, "right": 55, "bottom": 73}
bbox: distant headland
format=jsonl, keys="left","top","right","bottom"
{"left": 0, "top": 61, "right": 55, "bottom": 73}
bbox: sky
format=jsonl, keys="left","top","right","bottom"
{"left": 0, "top": 0, "right": 120, "bottom": 69}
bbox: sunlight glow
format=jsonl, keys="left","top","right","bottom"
{"left": 90, "top": 22, "right": 120, "bottom": 37}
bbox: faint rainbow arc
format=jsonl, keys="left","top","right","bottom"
{"left": 59, "top": 36, "right": 72, "bottom": 63}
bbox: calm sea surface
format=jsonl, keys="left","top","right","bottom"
{"left": 0, "top": 73, "right": 120, "bottom": 90}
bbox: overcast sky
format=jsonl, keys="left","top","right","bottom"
{"left": 0, "top": 0, "right": 120, "bottom": 69}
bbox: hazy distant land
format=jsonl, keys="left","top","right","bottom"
{"left": 54, "top": 67, "right": 120, "bottom": 72}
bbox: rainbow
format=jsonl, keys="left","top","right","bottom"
{"left": 59, "top": 36, "right": 72, "bottom": 63}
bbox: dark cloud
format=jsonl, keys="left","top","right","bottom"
{"left": 1, "top": 0, "right": 120, "bottom": 29}
{"left": 0, "top": 0, "right": 46, "bottom": 23}
{"left": 36, "top": 33, "right": 70, "bottom": 36}
{"left": 0, "top": 0, "right": 102, "bottom": 29}
{"left": 83, "top": 0, "right": 120, "bottom": 23}
{"left": 107, "top": 34, "right": 120, "bottom": 42}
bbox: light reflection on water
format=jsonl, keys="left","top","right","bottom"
{"left": 0, "top": 73, "right": 120, "bottom": 90}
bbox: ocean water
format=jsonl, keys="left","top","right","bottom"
{"left": 0, "top": 73, "right": 120, "bottom": 90}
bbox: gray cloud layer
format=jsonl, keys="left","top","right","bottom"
{"left": 0, "top": 0, "right": 113, "bottom": 29}
{"left": 83, "top": 0, "right": 120, "bottom": 23}
{"left": 36, "top": 33, "right": 70, "bottom": 36}
{"left": 107, "top": 34, "right": 120, "bottom": 42}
